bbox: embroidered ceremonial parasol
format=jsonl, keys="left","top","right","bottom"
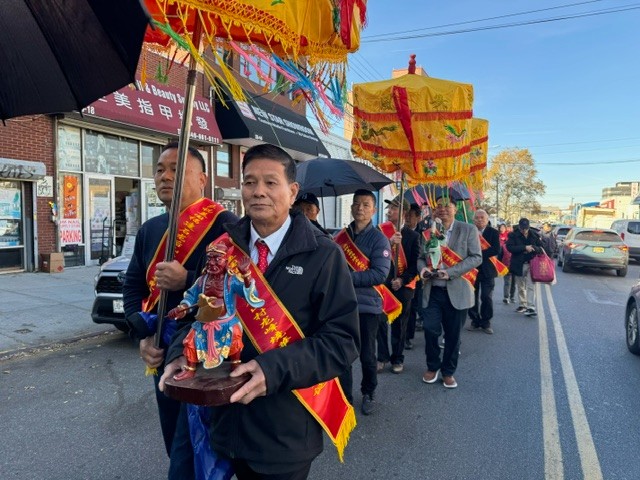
{"left": 351, "top": 54, "right": 474, "bottom": 186}
{"left": 143, "top": 0, "right": 367, "bottom": 130}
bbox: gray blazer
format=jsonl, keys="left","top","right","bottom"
{"left": 418, "top": 220, "right": 482, "bottom": 310}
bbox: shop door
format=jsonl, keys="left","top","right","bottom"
{"left": 0, "top": 180, "right": 26, "bottom": 271}
{"left": 85, "top": 176, "right": 114, "bottom": 265}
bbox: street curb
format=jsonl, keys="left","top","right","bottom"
{"left": 0, "top": 329, "right": 120, "bottom": 362}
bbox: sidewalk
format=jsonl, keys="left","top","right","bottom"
{"left": 0, "top": 266, "right": 113, "bottom": 358}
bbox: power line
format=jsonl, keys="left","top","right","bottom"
{"left": 362, "top": 0, "right": 606, "bottom": 39}
{"left": 362, "top": 4, "right": 640, "bottom": 43}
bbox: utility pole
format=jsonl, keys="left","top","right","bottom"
{"left": 495, "top": 176, "right": 499, "bottom": 223}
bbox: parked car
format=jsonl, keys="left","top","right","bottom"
{"left": 610, "top": 219, "right": 640, "bottom": 262}
{"left": 625, "top": 280, "right": 640, "bottom": 355}
{"left": 91, "top": 255, "right": 131, "bottom": 332}
{"left": 556, "top": 227, "right": 629, "bottom": 277}
{"left": 551, "top": 225, "right": 572, "bottom": 256}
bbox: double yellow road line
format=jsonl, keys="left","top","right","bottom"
{"left": 537, "top": 283, "right": 603, "bottom": 480}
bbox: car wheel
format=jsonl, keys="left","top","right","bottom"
{"left": 626, "top": 303, "right": 640, "bottom": 355}
{"left": 561, "top": 258, "right": 571, "bottom": 272}
{"left": 617, "top": 266, "right": 628, "bottom": 277}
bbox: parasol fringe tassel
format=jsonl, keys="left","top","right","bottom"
{"left": 145, "top": 366, "right": 158, "bottom": 377}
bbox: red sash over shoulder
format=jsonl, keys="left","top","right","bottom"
{"left": 422, "top": 230, "right": 478, "bottom": 287}
{"left": 378, "top": 222, "right": 418, "bottom": 289}
{"left": 334, "top": 229, "right": 402, "bottom": 323}
{"left": 142, "top": 198, "right": 226, "bottom": 312}
{"left": 479, "top": 234, "right": 509, "bottom": 277}
{"left": 214, "top": 234, "right": 355, "bottom": 462}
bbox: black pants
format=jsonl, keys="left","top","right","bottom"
{"left": 359, "top": 312, "right": 381, "bottom": 396}
{"left": 468, "top": 275, "right": 496, "bottom": 328}
{"left": 153, "top": 365, "right": 181, "bottom": 457}
{"left": 422, "top": 286, "right": 467, "bottom": 377}
{"left": 377, "top": 288, "right": 414, "bottom": 365}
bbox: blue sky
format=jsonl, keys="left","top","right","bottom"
{"left": 345, "top": 0, "right": 640, "bottom": 208}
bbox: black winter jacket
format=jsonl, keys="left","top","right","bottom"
{"left": 506, "top": 228, "right": 544, "bottom": 276}
{"left": 345, "top": 221, "right": 391, "bottom": 314}
{"left": 477, "top": 226, "right": 501, "bottom": 279}
{"left": 168, "top": 210, "right": 360, "bottom": 473}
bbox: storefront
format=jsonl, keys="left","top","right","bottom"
{"left": 0, "top": 158, "right": 46, "bottom": 272}
{"left": 56, "top": 79, "right": 223, "bottom": 266}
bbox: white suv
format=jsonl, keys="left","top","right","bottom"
{"left": 611, "top": 219, "right": 640, "bottom": 262}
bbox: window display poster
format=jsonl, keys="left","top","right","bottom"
{"left": 59, "top": 218, "right": 82, "bottom": 245}
{"left": 0, "top": 183, "right": 21, "bottom": 219}
{"left": 145, "top": 182, "right": 166, "bottom": 219}
{"left": 58, "top": 125, "right": 82, "bottom": 171}
{"left": 84, "top": 130, "right": 140, "bottom": 176}
{"left": 63, "top": 175, "right": 79, "bottom": 219}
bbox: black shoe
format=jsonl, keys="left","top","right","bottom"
{"left": 361, "top": 394, "right": 375, "bottom": 415}
{"left": 405, "top": 339, "right": 413, "bottom": 350}
{"left": 503, "top": 298, "right": 509, "bottom": 304}
{"left": 515, "top": 306, "right": 527, "bottom": 313}
{"left": 524, "top": 308, "right": 537, "bottom": 317}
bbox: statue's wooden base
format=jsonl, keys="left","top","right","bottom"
{"left": 164, "top": 362, "right": 250, "bottom": 406}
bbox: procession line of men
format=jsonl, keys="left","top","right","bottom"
{"left": 123, "top": 141, "right": 544, "bottom": 479}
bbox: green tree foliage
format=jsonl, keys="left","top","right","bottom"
{"left": 481, "top": 148, "right": 546, "bottom": 224}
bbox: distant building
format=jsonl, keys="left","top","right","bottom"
{"left": 601, "top": 181, "right": 640, "bottom": 219}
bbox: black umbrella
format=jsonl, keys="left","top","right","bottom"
{"left": 296, "top": 157, "right": 393, "bottom": 197}
{"left": 0, "top": 0, "right": 150, "bottom": 121}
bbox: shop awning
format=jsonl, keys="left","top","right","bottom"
{"left": 0, "top": 157, "right": 46, "bottom": 181}
{"left": 215, "top": 94, "right": 329, "bottom": 160}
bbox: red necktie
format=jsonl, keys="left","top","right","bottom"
{"left": 255, "top": 240, "right": 269, "bottom": 273}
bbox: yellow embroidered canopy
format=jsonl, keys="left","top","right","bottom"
{"left": 351, "top": 56, "right": 474, "bottom": 185}
{"left": 144, "top": 0, "right": 367, "bottom": 127}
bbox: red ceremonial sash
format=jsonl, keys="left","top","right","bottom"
{"left": 479, "top": 234, "right": 509, "bottom": 277}
{"left": 422, "top": 230, "right": 478, "bottom": 287}
{"left": 142, "top": 198, "right": 225, "bottom": 312}
{"left": 378, "top": 222, "right": 417, "bottom": 289}
{"left": 334, "top": 229, "right": 403, "bottom": 323}
{"left": 214, "top": 234, "right": 355, "bottom": 462}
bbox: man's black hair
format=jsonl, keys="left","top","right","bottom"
{"left": 162, "top": 141, "right": 206, "bottom": 173}
{"left": 353, "top": 189, "right": 376, "bottom": 203}
{"left": 242, "top": 143, "right": 296, "bottom": 183}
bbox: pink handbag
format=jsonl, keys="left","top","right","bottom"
{"left": 530, "top": 252, "right": 556, "bottom": 284}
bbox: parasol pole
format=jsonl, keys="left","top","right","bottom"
{"left": 394, "top": 172, "right": 406, "bottom": 268}
{"left": 154, "top": 17, "right": 204, "bottom": 349}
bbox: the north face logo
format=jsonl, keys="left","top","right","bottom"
{"left": 285, "top": 265, "right": 304, "bottom": 275}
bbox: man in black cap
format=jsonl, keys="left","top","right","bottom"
{"left": 506, "top": 218, "right": 544, "bottom": 317}
{"left": 294, "top": 192, "right": 329, "bottom": 234}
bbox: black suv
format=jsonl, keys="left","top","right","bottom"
{"left": 91, "top": 256, "right": 131, "bottom": 332}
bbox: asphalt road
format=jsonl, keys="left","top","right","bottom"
{"left": 2, "top": 261, "right": 640, "bottom": 480}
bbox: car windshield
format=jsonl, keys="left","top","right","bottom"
{"left": 574, "top": 231, "right": 621, "bottom": 242}
{"left": 626, "top": 222, "right": 640, "bottom": 235}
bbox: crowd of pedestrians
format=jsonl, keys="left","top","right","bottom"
{"left": 123, "top": 141, "right": 552, "bottom": 479}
